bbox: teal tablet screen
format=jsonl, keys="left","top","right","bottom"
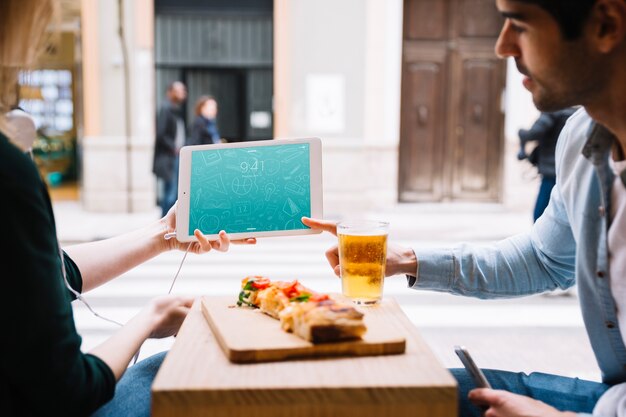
{"left": 188, "top": 143, "right": 312, "bottom": 235}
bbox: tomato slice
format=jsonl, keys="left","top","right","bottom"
{"left": 279, "top": 280, "right": 302, "bottom": 298}
{"left": 250, "top": 277, "right": 271, "bottom": 290}
{"left": 309, "top": 293, "right": 330, "bottom": 302}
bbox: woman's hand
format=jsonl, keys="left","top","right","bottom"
{"left": 301, "top": 217, "right": 418, "bottom": 277}
{"left": 143, "top": 295, "right": 195, "bottom": 339}
{"left": 161, "top": 202, "right": 257, "bottom": 254}
{"left": 89, "top": 294, "right": 196, "bottom": 379}
{"left": 468, "top": 389, "right": 578, "bottom": 417}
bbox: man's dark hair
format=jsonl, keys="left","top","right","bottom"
{"left": 515, "top": 0, "right": 596, "bottom": 39}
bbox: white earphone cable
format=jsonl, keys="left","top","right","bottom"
{"left": 168, "top": 242, "right": 192, "bottom": 294}
{"left": 59, "top": 235, "right": 192, "bottom": 365}
{"left": 58, "top": 244, "right": 140, "bottom": 363}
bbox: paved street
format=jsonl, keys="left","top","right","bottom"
{"left": 55, "top": 201, "right": 601, "bottom": 383}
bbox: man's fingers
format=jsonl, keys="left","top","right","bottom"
{"left": 468, "top": 388, "right": 501, "bottom": 406}
{"left": 232, "top": 237, "right": 257, "bottom": 245}
{"left": 302, "top": 217, "right": 338, "bottom": 236}
{"left": 325, "top": 245, "right": 340, "bottom": 274}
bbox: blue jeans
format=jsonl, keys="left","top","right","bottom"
{"left": 160, "top": 157, "right": 179, "bottom": 217}
{"left": 452, "top": 368, "right": 610, "bottom": 417}
{"left": 533, "top": 176, "right": 556, "bottom": 222}
{"left": 91, "top": 351, "right": 167, "bottom": 417}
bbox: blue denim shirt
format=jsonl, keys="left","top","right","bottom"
{"left": 410, "top": 109, "right": 626, "bottom": 386}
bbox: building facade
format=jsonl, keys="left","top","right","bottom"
{"left": 70, "top": 0, "right": 538, "bottom": 215}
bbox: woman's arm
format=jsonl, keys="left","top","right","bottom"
{"left": 64, "top": 204, "right": 256, "bottom": 293}
{"left": 63, "top": 219, "right": 168, "bottom": 292}
{"left": 89, "top": 295, "right": 194, "bottom": 379}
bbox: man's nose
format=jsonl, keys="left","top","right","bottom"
{"left": 495, "top": 20, "right": 519, "bottom": 59}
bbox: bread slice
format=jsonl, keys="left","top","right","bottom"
{"left": 238, "top": 276, "right": 367, "bottom": 344}
{"left": 282, "top": 301, "right": 367, "bottom": 343}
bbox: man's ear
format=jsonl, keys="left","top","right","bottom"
{"left": 590, "top": 0, "right": 626, "bottom": 53}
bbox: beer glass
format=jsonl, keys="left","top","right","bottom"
{"left": 337, "top": 220, "right": 389, "bottom": 305}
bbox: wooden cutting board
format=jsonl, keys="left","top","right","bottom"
{"left": 200, "top": 295, "right": 407, "bottom": 363}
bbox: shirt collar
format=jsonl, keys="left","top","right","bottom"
{"left": 584, "top": 121, "right": 626, "bottom": 187}
{"left": 583, "top": 121, "right": 615, "bottom": 165}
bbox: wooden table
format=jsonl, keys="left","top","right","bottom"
{"left": 152, "top": 297, "right": 457, "bottom": 417}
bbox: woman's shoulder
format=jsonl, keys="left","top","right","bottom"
{"left": 0, "top": 132, "right": 45, "bottom": 191}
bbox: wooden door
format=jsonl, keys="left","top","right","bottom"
{"left": 399, "top": 0, "right": 505, "bottom": 202}
{"left": 186, "top": 70, "right": 243, "bottom": 141}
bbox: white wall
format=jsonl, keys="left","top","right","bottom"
{"left": 504, "top": 57, "right": 540, "bottom": 141}
{"left": 284, "top": 0, "right": 403, "bottom": 217}
{"left": 288, "top": 0, "right": 366, "bottom": 140}
{"left": 502, "top": 58, "right": 541, "bottom": 212}
{"left": 81, "top": 0, "right": 156, "bottom": 212}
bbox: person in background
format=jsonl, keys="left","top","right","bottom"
{"left": 518, "top": 107, "right": 577, "bottom": 222}
{"left": 153, "top": 81, "right": 187, "bottom": 217}
{"left": 305, "top": 0, "right": 626, "bottom": 415}
{"left": 188, "top": 95, "right": 221, "bottom": 146}
{"left": 0, "top": 1, "right": 255, "bottom": 416}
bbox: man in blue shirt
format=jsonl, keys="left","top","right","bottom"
{"left": 304, "top": 0, "right": 626, "bottom": 415}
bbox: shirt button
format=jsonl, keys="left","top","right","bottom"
{"left": 597, "top": 271, "right": 606, "bottom": 278}
{"left": 599, "top": 206, "right": 606, "bottom": 216}
{"left": 606, "top": 321, "right": 616, "bottom": 329}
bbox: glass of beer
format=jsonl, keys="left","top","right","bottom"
{"left": 337, "top": 220, "right": 389, "bottom": 305}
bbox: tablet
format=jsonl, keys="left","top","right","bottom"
{"left": 176, "top": 137, "right": 323, "bottom": 242}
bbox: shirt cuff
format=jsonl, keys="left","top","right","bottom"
{"left": 405, "top": 248, "right": 456, "bottom": 292}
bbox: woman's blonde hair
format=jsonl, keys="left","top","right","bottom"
{"left": 0, "top": 0, "right": 58, "bottom": 137}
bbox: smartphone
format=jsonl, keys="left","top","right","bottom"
{"left": 454, "top": 345, "right": 492, "bottom": 389}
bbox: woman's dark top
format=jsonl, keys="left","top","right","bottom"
{"left": 188, "top": 115, "right": 220, "bottom": 146}
{"left": 0, "top": 132, "right": 115, "bottom": 416}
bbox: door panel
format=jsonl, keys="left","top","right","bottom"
{"left": 452, "top": 0, "right": 504, "bottom": 38}
{"left": 186, "top": 70, "right": 243, "bottom": 141}
{"left": 399, "top": 0, "right": 505, "bottom": 202}
{"left": 403, "top": 0, "right": 448, "bottom": 40}
{"left": 246, "top": 69, "right": 273, "bottom": 140}
{"left": 399, "top": 44, "right": 448, "bottom": 201}
{"left": 450, "top": 43, "right": 505, "bottom": 200}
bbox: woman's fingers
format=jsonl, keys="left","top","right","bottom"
{"left": 193, "top": 229, "right": 213, "bottom": 252}
{"left": 190, "top": 230, "right": 256, "bottom": 253}
{"left": 212, "top": 230, "right": 230, "bottom": 252}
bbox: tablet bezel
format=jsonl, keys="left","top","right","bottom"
{"left": 176, "top": 137, "right": 323, "bottom": 242}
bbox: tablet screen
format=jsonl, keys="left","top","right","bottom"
{"left": 188, "top": 142, "right": 312, "bottom": 235}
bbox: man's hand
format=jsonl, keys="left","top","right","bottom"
{"left": 301, "top": 217, "right": 418, "bottom": 277}
{"left": 469, "top": 389, "right": 578, "bottom": 417}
